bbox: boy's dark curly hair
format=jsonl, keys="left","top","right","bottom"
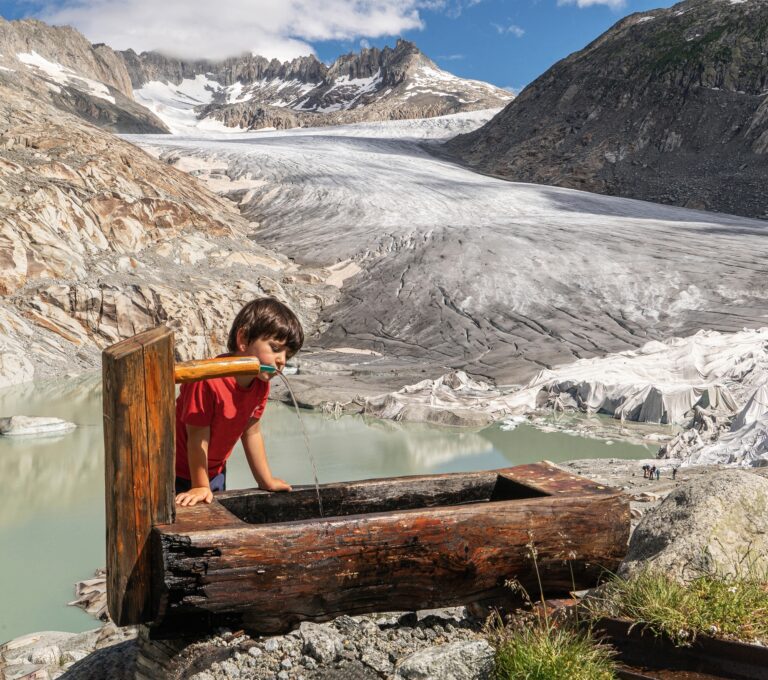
{"left": 227, "top": 297, "right": 304, "bottom": 358}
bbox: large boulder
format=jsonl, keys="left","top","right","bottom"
{"left": 393, "top": 640, "right": 494, "bottom": 680}
{"left": 620, "top": 470, "right": 768, "bottom": 581}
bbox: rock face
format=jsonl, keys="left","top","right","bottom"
{"left": 124, "top": 39, "right": 512, "bottom": 131}
{"left": 393, "top": 640, "right": 495, "bottom": 680}
{"left": 0, "top": 73, "right": 337, "bottom": 388}
{"left": 620, "top": 470, "right": 768, "bottom": 581}
{"left": 0, "top": 18, "right": 168, "bottom": 133}
{"left": 446, "top": 0, "right": 768, "bottom": 219}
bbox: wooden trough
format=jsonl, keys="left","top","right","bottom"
{"left": 103, "top": 326, "right": 630, "bottom": 636}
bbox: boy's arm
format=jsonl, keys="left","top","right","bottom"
{"left": 175, "top": 425, "right": 214, "bottom": 506}
{"left": 241, "top": 417, "right": 291, "bottom": 492}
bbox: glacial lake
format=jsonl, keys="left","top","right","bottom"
{"left": 0, "top": 374, "right": 653, "bottom": 643}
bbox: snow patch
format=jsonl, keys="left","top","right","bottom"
{"left": 134, "top": 75, "right": 226, "bottom": 133}
{"left": 16, "top": 51, "right": 116, "bottom": 104}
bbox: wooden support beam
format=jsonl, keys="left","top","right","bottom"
{"left": 103, "top": 326, "right": 175, "bottom": 626}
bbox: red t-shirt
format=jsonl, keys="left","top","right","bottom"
{"left": 175, "top": 371, "right": 270, "bottom": 481}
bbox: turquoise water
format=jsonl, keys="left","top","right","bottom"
{"left": 0, "top": 374, "right": 652, "bottom": 643}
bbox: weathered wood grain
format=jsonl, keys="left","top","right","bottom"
{"left": 103, "top": 326, "right": 175, "bottom": 626}
{"left": 150, "top": 464, "right": 629, "bottom": 635}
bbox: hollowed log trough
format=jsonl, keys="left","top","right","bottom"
{"left": 103, "top": 326, "right": 630, "bottom": 637}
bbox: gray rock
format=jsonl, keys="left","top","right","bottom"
{"left": 621, "top": 470, "right": 768, "bottom": 581}
{"left": 333, "top": 615, "right": 360, "bottom": 635}
{"left": 277, "top": 672, "right": 290, "bottom": 680}
{"left": 61, "top": 649, "right": 89, "bottom": 664}
{"left": 393, "top": 640, "right": 495, "bottom": 680}
{"left": 264, "top": 638, "right": 281, "bottom": 653}
{"left": 361, "top": 648, "right": 393, "bottom": 674}
{"left": 300, "top": 622, "right": 342, "bottom": 664}
{"left": 358, "top": 619, "right": 379, "bottom": 636}
{"left": 0, "top": 415, "right": 76, "bottom": 437}
{"left": 281, "top": 657, "right": 293, "bottom": 670}
{"left": 247, "top": 646, "right": 262, "bottom": 658}
{"left": 218, "top": 659, "right": 240, "bottom": 677}
{"left": 301, "top": 655, "right": 318, "bottom": 669}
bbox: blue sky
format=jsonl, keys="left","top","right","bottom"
{"left": 0, "top": 0, "right": 677, "bottom": 90}
{"left": 317, "top": 0, "right": 677, "bottom": 92}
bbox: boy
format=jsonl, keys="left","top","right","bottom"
{"left": 175, "top": 297, "right": 304, "bottom": 507}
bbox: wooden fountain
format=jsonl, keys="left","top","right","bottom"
{"left": 102, "top": 326, "right": 630, "bottom": 637}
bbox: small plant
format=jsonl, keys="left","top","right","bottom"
{"left": 489, "top": 533, "right": 618, "bottom": 680}
{"left": 588, "top": 567, "right": 768, "bottom": 646}
{"left": 493, "top": 621, "right": 617, "bottom": 680}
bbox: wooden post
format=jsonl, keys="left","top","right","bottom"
{"left": 103, "top": 326, "right": 175, "bottom": 626}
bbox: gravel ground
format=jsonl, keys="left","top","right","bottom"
{"left": 1, "top": 608, "right": 490, "bottom": 680}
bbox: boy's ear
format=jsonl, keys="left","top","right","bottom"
{"left": 235, "top": 327, "right": 246, "bottom": 352}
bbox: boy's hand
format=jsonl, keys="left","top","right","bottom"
{"left": 175, "top": 487, "right": 214, "bottom": 506}
{"left": 259, "top": 477, "right": 292, "bottom": 492}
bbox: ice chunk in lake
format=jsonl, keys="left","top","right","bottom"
{"left": 0, "top": 415, "right": 76, "bottom": 437}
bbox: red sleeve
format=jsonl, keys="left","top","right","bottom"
{"left": 251, "top": 381, "right": 270, "bottom": 420}
{"left": 178, "top": 380, "right": 216, "bottom": 427}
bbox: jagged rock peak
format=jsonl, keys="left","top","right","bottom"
{"left": 121, "top": 38, "right": 436, "bottom": 90}
{"left": 125, "top": 38, "right": 512, "bottom": 132}
{"left": 445, "top": 0, "right": 768, "bottom": 220}
{"left": 120, "top": 48, "right": 327, "bottom": 89}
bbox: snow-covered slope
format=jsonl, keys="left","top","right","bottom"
{"left": 124, "top": 40, "right": 512, "bottom": 133}
{"left": 127, "top": 113, "right": 768, "bottom": 394}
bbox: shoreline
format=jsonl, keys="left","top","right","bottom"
{"left": 3, "top": 456, "right": 767, "bottom": 677}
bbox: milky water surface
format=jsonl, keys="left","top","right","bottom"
{"left": 0, "top": 374, "right": 651, "bottom": 643}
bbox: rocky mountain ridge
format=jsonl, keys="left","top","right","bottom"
{"left": 0, "top": 17, "right": 168, "bottom": 133}
{"left": 445, "top": 0, "right": 768, "bottom": 219}
{"left": 122, "top": 39, "right": 512, "bottom": 131}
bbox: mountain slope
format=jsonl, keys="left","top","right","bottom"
{"left": 121, "top": 40, "right": 512, "bottom": 132}
{"left": 0, "top": 53, "right": 335, "bottom": 388}
{"left": 445, "top": 0, "right": 768, "bottom": 219}
{"left": 0, "top": 18, "right": 167, "bottom": 133}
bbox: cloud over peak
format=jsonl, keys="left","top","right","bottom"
{"left": 39, "top": 0, "right": 426, "bottom": 61}
{"left": 557, "top": 0, "right": 627, "bottom": 8}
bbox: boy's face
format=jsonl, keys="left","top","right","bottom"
{"left": 236, "top": 332, "right": 289, "bottom": 381}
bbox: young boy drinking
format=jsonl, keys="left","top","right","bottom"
{"left": 175, "top": 297, "right": 304, "bottom": 507}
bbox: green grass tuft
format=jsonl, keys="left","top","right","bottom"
{"left": 494, "top": 623, "right": 617, "bottom": 680}
{"left": 589, "top": 569, "right": 768, "bottom": 646}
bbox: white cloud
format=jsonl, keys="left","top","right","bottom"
{"left": 422, "top": 0, "right": 483, "bottom": 19}
{"left": 37, "top": 0, "right": 426, "bottom": 61}
{"left": 557, "top": 0, "right": 627, "bottom": 8}
{"left": 437, "top": 53, "right": 465, "bottom": 61}
{"left": 492, "top": 22, "right": 525, "bottom": 37}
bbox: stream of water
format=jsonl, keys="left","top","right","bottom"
{"left": 276, "top": 372, "right": 323, "bottom": 517}
{"left": 0, "top": 373, "right": 654, "bottom": 644}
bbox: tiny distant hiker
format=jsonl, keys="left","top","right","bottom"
{"left": 655, "top": 468, "right": 660, "bottom": 481}
{"left": 642, "top": 464, "right": 649, "bottom": 478}
{"left": 650, "top": 465, "right": 656, "bottom": 480}
{"left": 672, "top": 467, "right": 677, "bottom": 480}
